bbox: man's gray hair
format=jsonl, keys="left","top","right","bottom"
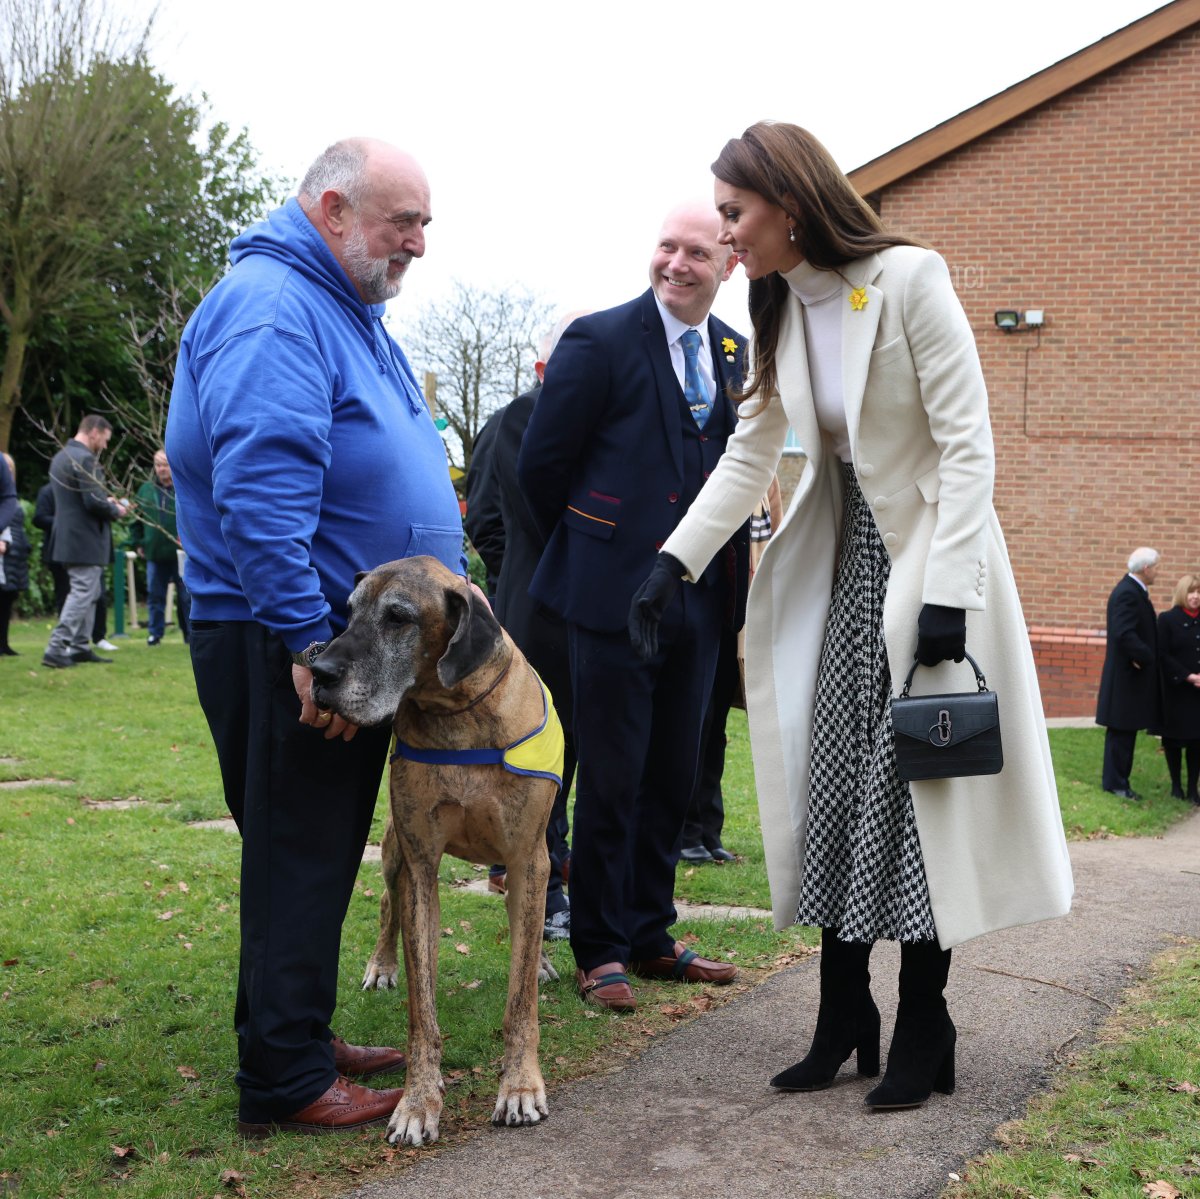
{"left": 543, "top": 309, "right": 590, "bottom": 364}
{"left": 1128, "top": 546, "right": 1159, "bottom": 573}
{"left": 298, "top": 139, "right": 371, "bottom": 211}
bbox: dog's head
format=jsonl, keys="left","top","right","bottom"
{"left": 309, "top": 556, "right": 506, "bottom": 727}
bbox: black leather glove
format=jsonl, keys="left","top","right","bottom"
{"left": 628, "top": 552, "right": 686, "bottom": 661}
{"left": 915, "top": 603, "right": 966, "bottom": 666}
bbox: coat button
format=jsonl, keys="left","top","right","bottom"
{"left": 668, "top": 492, "right": 679, "bottom": 503}
{"left": 655, "top": 541, "right": 664, "bottom": 550}
{"left": 860, "top": 463, "right": 875, "bottom": 478}
{"left": 883, "top": 531, "right": 898, "bottom": 547}
{"left": 873, "top": 496, "right": 887, "bottom": 511}
{"left": 703, "top": 470, "right": 711, "bottom": 479}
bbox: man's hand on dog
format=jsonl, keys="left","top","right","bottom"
{"left": 293, "top": 665, "right": 359, "bottom": 741}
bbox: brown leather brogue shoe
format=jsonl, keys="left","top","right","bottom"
{"left": 331, "top": 1035, "right": 407, "bottom": 1079}
{"left": 236, "top": 1076, "right": 402, "bottom": 1138}
{"left": 631, "top": 941, "right": 738, "bottom": 985}
{"left": 575, "top": 962, "right": 637, "bottom": 1012}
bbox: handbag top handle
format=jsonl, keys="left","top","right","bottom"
{"left": 899, "top": 651, "right": 989, "bottom": 699}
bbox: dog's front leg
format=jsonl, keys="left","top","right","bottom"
{"left": 493, "top": 850, "right": 550, "bottom": 1127}
{"left": 386, "top": 849, "right": 445, "bottom": 1146}
{"left": 363, "top": 818, "right": 402, "bottom": 990}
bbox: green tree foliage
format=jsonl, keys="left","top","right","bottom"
{"left": 0, "top": 0, "right": 279, "bottom": 482}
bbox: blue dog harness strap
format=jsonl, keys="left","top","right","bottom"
{"left": 390, "top": 667, "right": 565, "bottom": 787}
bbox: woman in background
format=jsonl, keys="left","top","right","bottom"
{"left": 1157, "top": 574, "right": 1200, "bottom": 803}
{"left": 0, "top": 453, "right": 32, "bottom": 656}
{"left": 631, "top": 121, "right": 1073, "bottom": 1110}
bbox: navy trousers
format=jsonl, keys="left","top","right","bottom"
{"left": 189, "top": 620, "right": 391, "bottom": 1122}
{"left": 567, "top": 583, "right": 724, "bottom": 972}
{"left": 1102, "top": 726, "right": 1138, "bottom": 792}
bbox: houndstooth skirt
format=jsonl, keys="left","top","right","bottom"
{"left": 794, "top": 461, "right": 937, "bottom": 944}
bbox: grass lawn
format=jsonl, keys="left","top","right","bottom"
{"left": 0, "top": 614, "right": 1195, "bottom": 1198}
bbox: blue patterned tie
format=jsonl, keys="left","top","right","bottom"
{"left": 680, "top": 329, "right": 711, "bottom": 428}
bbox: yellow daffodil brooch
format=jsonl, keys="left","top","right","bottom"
{"left": 849, "top": 287, "right": 868, "bottom": 311}
{"left": 721, "top": 336, "right": 738, "bottom": 362}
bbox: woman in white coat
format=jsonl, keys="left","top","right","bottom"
{"left": 630, "top": 122, "right": 1073, "bottom": 1110}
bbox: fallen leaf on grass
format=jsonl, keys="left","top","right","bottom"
{"left": 463, "top": 979, "right": 482, "bottom": 990}
{"left": 220, "top": 1167, "right": 248, "bottom": 1195}
{"left": 3, "top": 959, "right": 19, "bottom": 967}
{"left": 176, "top": 1065, "right": 199, "bottom": 1080}
{"left": 110, "top": 1145, "right": 134, "bottom": 1159}
{"left": 157, "top": 911, "right": 174, "bottom": 921}
{"left": 1143, "top": 1183, "right": 1181, "bottom": 1199}
{"left": 1168, "top": 1080, "right": 1200, "bottom": 1093}
{"left": 455, "top": 943, "right": 470, "bottom": 955}
{"left": 1063, "top": 1153, "right": 1105, "bottom": 1167}
{"left": 658, "top": 1004, "right": 690, "bottom": 1020}
{"left": 84, "top": 978, "right": 115, "bottom": 990}
{"left": 442, "top": 927, "right": 454, "bottom": 937}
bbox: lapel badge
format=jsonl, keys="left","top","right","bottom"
{"left": 721, "top": 336, "right": 737, "bottom": 362}
{"left": 849, "top": 287, "right": 868, "bottom": 311}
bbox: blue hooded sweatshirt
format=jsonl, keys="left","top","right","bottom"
{"left": 166, "top": 198, "right": 464, "bottom": 651}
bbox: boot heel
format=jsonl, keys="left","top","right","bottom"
{"left": 933, "top": 1045, "right": 955, "bottom": 1095}
{"left": 856, "top": 1037, "right": 880, "bottom": 1077}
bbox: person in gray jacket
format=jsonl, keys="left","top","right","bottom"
{"left": 41, "top": 415, "right": 129, "bottom": 668}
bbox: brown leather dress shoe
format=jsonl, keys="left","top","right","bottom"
{"left": 575, "top": 961, "right": 637, "bottom": 1012}
{"left": 237, "top": 1076, "right": 402, "bottom": 1138}
{"left": 631, "top": 941, "right": 737, "bottom": 985}
{"left": 331, "top": 1035, "right": 407, "bottom": 1079}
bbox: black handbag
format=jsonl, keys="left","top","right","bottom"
{"left": 891, "top": 651, "right": 1003, "bottom": 782}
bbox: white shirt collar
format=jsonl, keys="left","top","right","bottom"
{"left": 1127, "top": 573, "right": 1148, "bottom": 592}
{"left": 654, "top": 296, "right": 710, "bottom": 353}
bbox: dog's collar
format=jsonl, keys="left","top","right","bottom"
{"left": 420, "top": 655, "right": 513, "bottom": 717}
{"left": 390, "top": 668, "right": 565, "bottom": 788}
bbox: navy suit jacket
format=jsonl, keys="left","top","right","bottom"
{"left": 517, "top": 290, "right": 749, "bottom": 633}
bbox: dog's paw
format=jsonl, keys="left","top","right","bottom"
{"left": 386, "top": 1095, "right": 442, "bottom": 1146}
{"left": 492, "top": 1080, "right": 548, "bottom": 1128}
{"left": 362, "top": 959, "right": 400, "bottom": 990}
{"left": 537, "top": 950, "right": 559, "bottom": 984}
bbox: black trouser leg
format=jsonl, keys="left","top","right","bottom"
{"left": 1186, "top": 742, "right": 1200, "bottom": 803}
{"left": 189, "top": 620, "right": 391, "bottom": 1123}
{"left": 865, "top": 940, "right": 955, "bottom": 1110}
{"left": 770, "top": 927, "right": 879, "bottom": 1091}
{"left": 1102, "top": 728, "right": 1137, "bottom": 792}
{"left": 1164, "top": 743, "right": 1184, "bottom": 797}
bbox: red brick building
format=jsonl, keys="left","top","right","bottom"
{"left": 846, "top": 0, "right": 1200, "bottom": 715}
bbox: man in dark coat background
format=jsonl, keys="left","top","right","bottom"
{"left": 41, "top": 415, "right": 130, "bottom": 669}
{"left": 517, "top": 202, "right": 749, "bottom": 1012}
{"left": 1096, "top": 546, "right": 1160, "bottom": 799}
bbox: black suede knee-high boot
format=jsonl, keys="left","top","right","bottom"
{"left": 1164, "top": 743, "right": 1185, "bottom": 800}
{"left": 865, "top": 939, "right": 955, "bottom": 1110}
{"left": 771, "top": 927, "right": 879, "bottom": 1091}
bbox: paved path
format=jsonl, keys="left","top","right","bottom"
{"left": 345, "top": 811, "right": 1200, "bottom": 1199}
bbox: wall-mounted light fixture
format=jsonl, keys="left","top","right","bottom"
{"left": 994, "top": 309, "right": 1046, "bottom": 333}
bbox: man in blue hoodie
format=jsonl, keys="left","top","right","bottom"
{"left": 167, "top": 138, "right": 465, "bottom": 1137}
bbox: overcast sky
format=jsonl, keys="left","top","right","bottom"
{"left": 132, "top": 0, "right": 1167, "bottom": 334}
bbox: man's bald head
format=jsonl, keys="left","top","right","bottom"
{"left": 648, "top": 201, "right": 735, "bottom": 328}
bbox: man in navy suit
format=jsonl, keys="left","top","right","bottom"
{"left": 1096, "top": 546, "right": 1160, "bottom": 799}
{"left": 518, "top": 203, "right": 749, "bottom": 1012}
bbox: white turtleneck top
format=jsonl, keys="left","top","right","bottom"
{"left": 782, "top": 259, "right": 850, "bottom": 462}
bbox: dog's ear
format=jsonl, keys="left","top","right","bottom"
{"left": 437, "top": 583, "right": 504, "bottom": 687}
{"left": 354, "top": 570, "right": 370, "bottom": 586}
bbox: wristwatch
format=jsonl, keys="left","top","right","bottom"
{"left": 290, "top": 640, "right": 328, "bottom": 668}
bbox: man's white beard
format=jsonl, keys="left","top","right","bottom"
{"left": 344, "top": 223, "right": 403, "bottom": 304}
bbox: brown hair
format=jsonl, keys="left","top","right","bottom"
{"left": 78, "top": 414, "right": 113, "bottom": 435}
{"left": 713, "top": 121, "right": 920, "bottom": 408}
{"left": 1173, "top": 574, "right": 1200, "bottom": 608}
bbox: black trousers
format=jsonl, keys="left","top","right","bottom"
{"left": 682, "top": 624, "right": 740, "bottom": 852}
{"left": 567, "top": 583, "right": 723, "bottom": 972}
{"left": 189, "top": 620, "right": 391, "bottom": 1122}
{"left": 1102, "top": 727, "right": 1138, "bottom": 792}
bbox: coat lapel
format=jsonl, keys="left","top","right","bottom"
{"left": 640, "top": 291, "right": 684, "bottom": 478}
{"left": 840, "top": 253, "right": 883, "bottom": 454}
{"left": 775, "top": 291, "right": 822, "bottom": 473}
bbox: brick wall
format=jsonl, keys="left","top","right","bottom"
{"left": 872, "top": 25, "right": 1200, "bottom": 714}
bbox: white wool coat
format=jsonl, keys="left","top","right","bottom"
{"left": 663, "top": 246, "right": 1074, "bottom": 949}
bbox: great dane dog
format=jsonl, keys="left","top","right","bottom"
{"left": 310, "top": 556, "right": 561, "bottom": 1146}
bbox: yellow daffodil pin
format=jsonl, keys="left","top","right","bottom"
{"left": 721, "top": 336, "right": 737, "bottom": 361}
{"left": 849, "top": 287, "right": 868, "bottom": 311}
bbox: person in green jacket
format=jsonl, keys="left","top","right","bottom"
{"left": 130, "top": 449, "right": 189, "bottom": 645}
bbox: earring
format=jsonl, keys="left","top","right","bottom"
{"left": 788, "top": 225, "right": 796, "bottom": 244}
